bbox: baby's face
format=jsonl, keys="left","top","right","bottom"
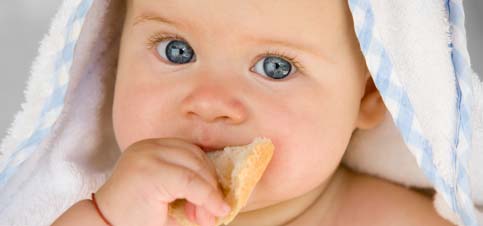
{"left": 113, "top": 0, "right": 376, "bottom": 211}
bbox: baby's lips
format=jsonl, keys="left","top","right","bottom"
{"left": 198, "top": 144, "right": 222, "bottom": 153}
{"left": 195, "top": 140, "right": 255, "bottom": 153}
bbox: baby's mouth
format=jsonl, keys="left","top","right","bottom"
{"left": 197, "top": 144, "right": 223, "bottom": 153}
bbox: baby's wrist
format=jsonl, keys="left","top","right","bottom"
{"left": 90, "top": 193, "right": 113, "bottom": 226}
{"left": 51, "top": 199, "right": 111, "bottom": 226}
{"left": 79, "top": 199, "right": 113, "bottom": 226}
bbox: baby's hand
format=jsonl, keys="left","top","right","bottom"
{"left": 94, "top": 138, "right": 231, "bottom": 226}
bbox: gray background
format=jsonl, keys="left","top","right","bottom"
{"left": 0, "top": 0, "right": 482, "bottom": 139}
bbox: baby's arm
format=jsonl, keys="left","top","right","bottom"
{"left": 51, "top": 200, "right": 108, "bottom": 226}
{"left": 51, "top": 137, "right": 228, "bottom": 226}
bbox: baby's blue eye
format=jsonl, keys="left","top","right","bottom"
{"left": 156, "top": 39, "right": 195, "bottom": 64}
{"left": 253, "top": 56, "right": 295, "bottom": 80}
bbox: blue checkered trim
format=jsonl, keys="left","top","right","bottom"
{"left": 0, "top": 0, "right": 94, "bottom": 212}
{"left": 446, "top": 0, "right": 478, "bottom": 224}
{"left": 348, "top": 0, "right": 478, "bottom": 225}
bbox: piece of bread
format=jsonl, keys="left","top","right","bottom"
{"left": 168, "top": 137, "right": 275, "bottom": 226}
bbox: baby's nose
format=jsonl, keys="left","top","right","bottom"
{"left": 180, "top": 83, "right": 248, "bottom": 124}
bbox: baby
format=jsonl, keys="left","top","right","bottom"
{"left": 53, "top": 0, "right": 454, "bottom": 225}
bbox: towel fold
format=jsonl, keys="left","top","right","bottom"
{"left": 0, "top": 0, "right": 481, "bottom": 225}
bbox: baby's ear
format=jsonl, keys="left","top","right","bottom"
{"left": 355, "top": 71, "right": 386, "bottom": 130}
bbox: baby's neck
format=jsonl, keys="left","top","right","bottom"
{"left": 227, "top": 166, "right": 350, "bottom": 226}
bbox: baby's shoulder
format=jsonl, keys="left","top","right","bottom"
{"left": 333, "top": 168, "right": 455, "bottom": 226}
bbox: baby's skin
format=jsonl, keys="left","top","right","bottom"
{"left": 52, "top": 0, "right": 455, "bottom": 225}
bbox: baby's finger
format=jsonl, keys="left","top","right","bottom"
{"left": 195, "top": 205, "right": 216, "bottom": 226}
{"left": 158, "top": 138, "right": 219, "bottom": 183}
{"left": 153, "top": 138, "right": 219, "bottom": 173}
{"left": 153, "top": 138, "right": 207, "bottom": 162}
{"left": 151, "top": 146, "right": 219, "bottom": 192}
{"left": 165, "top": 216, "right": 181, "bottom": 226}
{"left": 157, "top": 162, "right": 230, "bottom": 217}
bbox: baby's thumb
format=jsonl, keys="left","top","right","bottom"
{"left": 185, "top": 201, "right": 216, "bottom": 226}
{"left": 165, "top": 216, "right": 182, "bottom": 226}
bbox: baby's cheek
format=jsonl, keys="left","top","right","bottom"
{"left": 256, "top": 126, "right": 321, "bottom": 191}
{"left": 254, "top": 104, "right": 350, "bottom": 199}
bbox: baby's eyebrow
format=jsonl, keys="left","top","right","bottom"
{"left": 244, "top": 36, "right": 322, "bottom": 59}
{"left": 133, "top": 14, "right": 185, "bottom": 29}
{"left": 244, "top": 36, "right": 334, "bottom": 63}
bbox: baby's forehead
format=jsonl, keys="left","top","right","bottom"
{"left": 128, "top": 0, "right": 352, "bottom": 55}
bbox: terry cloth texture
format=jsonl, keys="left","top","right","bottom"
{"left": 0, "top": 0, "right": 482, "bottom": 225}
